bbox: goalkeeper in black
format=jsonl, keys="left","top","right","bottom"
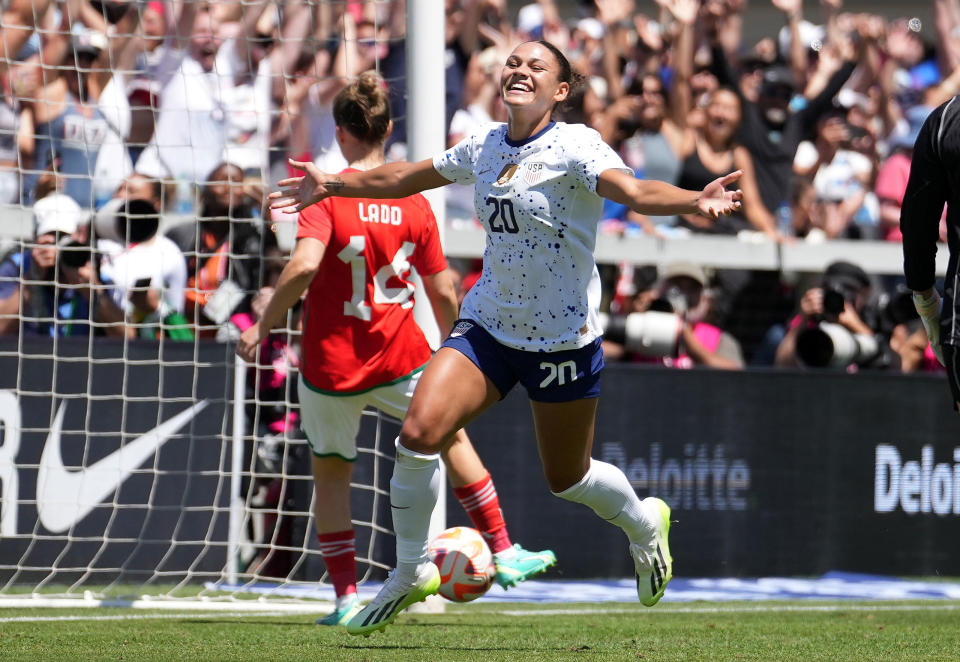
{"left": 901, "top": 97, "right": 960, "bottom": 409}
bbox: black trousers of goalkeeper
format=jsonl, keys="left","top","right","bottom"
{"left": 943, "top": 344, "right": 960, "bottom": 412}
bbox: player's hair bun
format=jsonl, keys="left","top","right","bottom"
{"left": 333, "top": 70, "right": 392, "bottom": 144}
{"left": 355, "top": 70, "right": 382, "bottom": 98}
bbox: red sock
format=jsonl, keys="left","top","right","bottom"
{"left": 453, "top": 473, "right": 512, "bottom": 554}
{"left": 317, "top": 530, "right": 357, "bottom": 598}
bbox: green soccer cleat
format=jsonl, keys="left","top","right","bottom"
{"left": 346, "top": 564, "right": 440, "bottom": 636}
{"left": 631, "top": 497, "right": 673, "bottom": 607}
{"left": 315, "top": 594, "right": 362, "bottom": 626}
{"left": 493, "top": 544, "right": 558, "bottom": 589}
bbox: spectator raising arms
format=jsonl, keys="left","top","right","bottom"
{"left": 271, "top": 40, "right": 743, "bottom": 635}
{"left": 237, "top": 71, "right": 556, "bottom": 627}
{"left": 0, "top": 0, "right": 50, "bottom": 204}
{"left": 23, "top": 26, "right": 111, "bottom": 209}
{"left": 676, "top": 87, "right": 778, "bottom": 238}
{"left": 708, "top": 0, "right": 858, "bottom": 218}
{"left": 134, "top": 4, "right": 281, "bottom": 186}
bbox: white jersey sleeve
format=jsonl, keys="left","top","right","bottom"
{"left": 565, "top": 124, "right": 633, "bottom": 192}
{"left": 433, "top": 123, "right": 500, "bottom": 185}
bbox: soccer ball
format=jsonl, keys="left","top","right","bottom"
{"left": 428, "top": 526, "right": 495, "bottom": 602}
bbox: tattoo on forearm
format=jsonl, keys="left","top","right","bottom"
{"left": 328, "top": 177, "right": 345, "bottom": 192}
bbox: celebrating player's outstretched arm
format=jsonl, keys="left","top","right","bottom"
{"left": 274, "top": 159, "right": 743, "bottom": 219}
{"left": 597, "top": 168, "right": 744, "bottom": 220}
{"left": 269, "top": 157, "right": 452, "bottom": 212}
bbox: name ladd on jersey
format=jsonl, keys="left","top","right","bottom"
{"left": 358, "top": 202, "right": 402, "bottom": 225}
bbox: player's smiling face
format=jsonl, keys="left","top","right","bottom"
{"left": 500, "top": 42, "right": 568, "bottom": 113}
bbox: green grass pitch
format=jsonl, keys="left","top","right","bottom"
{"left": 2, "top": 601, "right": 959, "bottom": 661}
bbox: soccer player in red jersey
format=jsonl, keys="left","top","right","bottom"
{"left": 236, "top": 72, "right": 555, "bottom": 626}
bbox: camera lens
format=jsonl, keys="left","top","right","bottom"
{"left": 122, "top": 199, "right": 160, "bottom": 243}
{"left": 58, "top": 240, "right": 91, "bottom": 269}
{"left": 602, "top": 314, "right": 627, "bottom": 345}
{"left": 648, "top": 297, "right": 674, "bottom": 314}
{"left": 796, "top": 326, "right": 834, "bottom": 367}
{"left": 823, "top": 286, "right": 846, "bottom": 316}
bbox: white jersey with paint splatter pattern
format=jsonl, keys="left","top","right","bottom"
{"left": 433, "top": 121, "right": 631, "bottom": 352}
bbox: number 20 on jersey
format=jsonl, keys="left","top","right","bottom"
{"left": 485, "top": 196, "right": 519, "bottom": 233}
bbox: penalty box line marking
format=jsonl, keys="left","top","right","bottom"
{"left": 495, "top": 603, "right": 960, "bottom": 616}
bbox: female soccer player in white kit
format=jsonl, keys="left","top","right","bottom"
{"left": 237, "top": 71, "right": 555, "bottom": 627}
{"left": 271, "top": 41, "right": 744, "bottom": 635}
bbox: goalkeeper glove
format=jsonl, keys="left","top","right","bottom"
{"left": 913, "top": 290, "right": 945, "bottom": 366}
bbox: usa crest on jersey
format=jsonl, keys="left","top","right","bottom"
{"left": 523, "top": 162, "right": 545, "bottom": 185}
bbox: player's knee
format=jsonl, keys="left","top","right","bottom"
{"left": 398, "top": 418, "right": 444, "bottom": 456}
{"left": 544, "top": 463, "right": 589, "bottom": 494}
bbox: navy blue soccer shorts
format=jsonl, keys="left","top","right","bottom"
{"left": 441, "top": 319, "right": 603, "bottom": 402}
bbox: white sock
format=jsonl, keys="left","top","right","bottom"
{"left": 494, "top": 546, "right": 517, "bottom": 560}
{"left": 391, "top": 440, "right": 441, "bottom": 580}
{"left": 335, "top": 593, "right": 358, "bottom": 611}
{"left": 553, "top": 459, "right": 654, "bottom": 545}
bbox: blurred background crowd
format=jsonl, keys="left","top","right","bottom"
{"left": 0, "top": 0, "right": 951, "bottom": 376}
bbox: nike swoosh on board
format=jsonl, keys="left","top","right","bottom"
{"left": 36, "top": 400, "right": 209, "bottom": 533}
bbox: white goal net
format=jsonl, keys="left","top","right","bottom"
{"left": 0, "top": 0, "right": 434, "bottom": 610}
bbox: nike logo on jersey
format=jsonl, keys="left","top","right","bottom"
{"left": 35, "top": 399, "right": 209, "bottom": 533}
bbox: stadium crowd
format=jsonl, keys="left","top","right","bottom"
{"left": 0, "top": 0, "right": 952, "bottom": 373}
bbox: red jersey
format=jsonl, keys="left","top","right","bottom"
{"left": 297, "top": 169, "right": 447, "bottom": 393}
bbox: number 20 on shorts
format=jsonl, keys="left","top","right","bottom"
{"left": 539, "top": 360, "right": 577, "bottom": 388}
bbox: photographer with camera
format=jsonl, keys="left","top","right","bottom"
{"left": 0, "top": 192, "right": 125, "bottom": 337}
{"left": 96, "top": 176, "right": 191, "bottom": 340}
{"left": 603, "top": 262, "right": 744, "bottom": 370}
{"left": 774, "top": 260, "right": 879, "bottom": 369}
